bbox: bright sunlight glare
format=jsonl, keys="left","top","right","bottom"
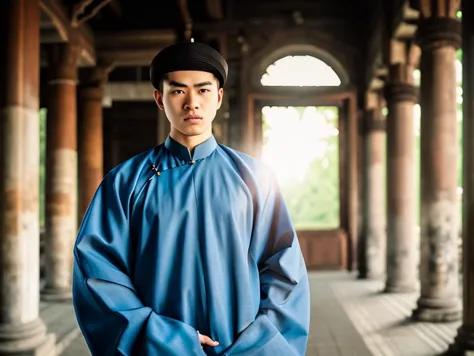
{"left": 261, "top": 106, "right": 339, "bottom": 186}
{"left": 261, "top": 55, "right": 342, "bottom": 87}
{"left": 259, "top": 55, "right": 341, "bottom": 185}
{"left": 258, "top": 55, "right": 342, "bottom": 229}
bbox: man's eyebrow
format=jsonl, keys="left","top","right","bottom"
{"left": 193, "top": 81, "right": 213, "bottom": 87}
{"left": 168, "top": 80, "right": 187, "bottom": 88}
{"left": 167, "top": 80, "right": 214, "bottom": 88}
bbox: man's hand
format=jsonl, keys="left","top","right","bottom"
{"left": 198, "top": 331, "right": 219, "bottom": 347}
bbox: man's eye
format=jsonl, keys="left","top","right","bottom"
{"left": 172, "top": 90, "right": 184, "bottom": 94}
{"left": 200, "top": 89, "right": 210, "bottom": 93}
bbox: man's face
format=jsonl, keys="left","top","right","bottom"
{"left": 154, "top": 70, "right": 223, "bottom": 140}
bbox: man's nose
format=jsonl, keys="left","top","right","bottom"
{"left": 184, "top": 93, "right": 199, "bottom": 110}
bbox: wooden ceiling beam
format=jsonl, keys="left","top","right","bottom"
{"left": 179, "top": 0, "right": 193, "bottom": 40}
{"left": 40, "top": 0, "right": 96, "bottom": 65}
{"left": 193, "top": 18, "right": 349, "bottom": 34}
{"left": 72, "top": 0, "right": 115, "bottom": 26}
{"left": 98, "top": 49, "right": 163, "bottom": 66}
{"left": 96, "top": 29, "right": 176, "bottom": 47}
{"left": 205, "top": 0, "right": 223, "bottom": 20}
{"left": 95, "top": 30, "right": 177, "bottom": 65}
{"left": 108, "top": 0, "right": 122, "bottom": 18}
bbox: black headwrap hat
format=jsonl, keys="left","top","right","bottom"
{"left": 149, "top": 41, "right": 228, "bottom": 89}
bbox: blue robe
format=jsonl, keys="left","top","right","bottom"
{"left": 72, "top": 135, "right": 310, "bottom": 356}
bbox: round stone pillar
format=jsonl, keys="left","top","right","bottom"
{"left": 412, "top": 16, "right": 461, "bottom": 322}
{"left": 78, "top": 67, "right": 109, "bottom": 220}
{"left": 358, "top": 109, "right": 386, "bottom": 279}
{"left": 384, "top": 72, "right": 419, "bottom": 293}
{"left": 0, "top": 0, "right": 56, "bottom": 354}
{"left": 42, "top": 43, "right": 81, "bottom": 301}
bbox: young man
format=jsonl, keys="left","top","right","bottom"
{"left": 72, "top": 41, "right": 310, "bottom": 355}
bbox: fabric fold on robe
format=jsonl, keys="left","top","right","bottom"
{"left": 72, "top": 162, "right": 205, "bottom": 355}
{"left": 72, "top": 135, "right": 310, "bottom": 356}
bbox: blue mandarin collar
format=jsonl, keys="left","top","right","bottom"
{"left": 164, "top": 135, "right": 218, "bottom": 162}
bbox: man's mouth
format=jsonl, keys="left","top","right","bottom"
{"left": 184, "top": 115, "right": 203, "bottom": 123}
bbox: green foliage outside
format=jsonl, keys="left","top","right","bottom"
{"left": 262, "top": 106, "right": 340, "bottom": 230}
{"left": 281, "top": 141, "right": 340, "bottom": 230}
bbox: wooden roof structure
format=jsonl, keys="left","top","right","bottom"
{"left": 38, "top": 0, "right": 419, "bottom": 98}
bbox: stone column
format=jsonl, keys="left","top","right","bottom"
{"left": 339, "top": 101, "right": 359, "bottom": 271}
{"left": 358, "top": 107, "right": 386, "bottom": 279}
{"left": 447, "top": 0, "right": 474, "bottom": 352}
{"left": 78, "top": 67, "right": 109, "bottom": 219}
{"left": 216, "top": 96, "right": 230, "bottom": 145}
{"left": 347, "top": 98, "right": 359, "bottom": 272}
{"left": 384, "top": 63, "right": 419, "bottom": 293}
{"left": 0, "top": 0, "right": 56, "bottom": 354}
{"left": 338, "top": 106, "right": 348, "bottom": 239}
{"left": 412, "top": 3, "right": 461, "bottom": 322}
{"left": 157, "top": 109, "right": 170, "bottom": 144}
{"left": 42, "top": 42, "right": 81, "bottom": 301}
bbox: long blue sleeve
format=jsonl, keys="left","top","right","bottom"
{"left": 73, "top": 139, "right": 310, "bottom": 356}
{"left": 222, "top": 171, "right": 310, "bottom": 356}
{"left": 72, "top": 171, "right": 205, "bottom": 356}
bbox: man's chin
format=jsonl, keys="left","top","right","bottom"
{"left": 179, "top": 127, "right": 207, "bottom": 137}
{"left": 178, "top": 123, "right": 210, "bottom": 135}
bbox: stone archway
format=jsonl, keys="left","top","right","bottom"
{"left": 244, "top": 44, "right": 357, "bottom": 270}
{"left": 249, "top": 42, "right": 352, "bottom": 89}
{"left": 260, "top": 54, "right": 343, "bottom": 87}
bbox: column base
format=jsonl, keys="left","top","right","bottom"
{"left": 41, "top": 286, "right": 72, "bottom": 302}
{"left": 357, "top": 272, "right": 385, "bottom": 281}
{"left": 0, "top": 319, "right": 56, "bottom": 355}
{"left": 384, "top": 283, "right": 418, "bottom": 294}
{"left": 412, "top": 297, "right": 461, "bottom": 322}
{"left": 443, "top": 326, "right": 474, "bottom": 355}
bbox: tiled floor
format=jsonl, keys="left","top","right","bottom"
{"left": 51, "top": 271, "right": 461, "bottom": 355}
{"left": 328, "top": 272, "right": 459, "bottom": 356}
{"left": 307, "top": 272, "right": 372, "bottom": 356}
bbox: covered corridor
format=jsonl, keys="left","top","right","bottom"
{"left": 3, "top": 0, "right": 474, "bottom": 355}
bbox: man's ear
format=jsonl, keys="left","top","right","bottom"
{"left": 154, "top": 90, "right": 165, "bottom": 111}
{"left": 216, "top": 88, "right": 224, "bottom": 110}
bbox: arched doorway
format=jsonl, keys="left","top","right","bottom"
{"left": 260, "top": 55, "right": 342, "bottom": 87}
{"left": 247, "top": 53, "right": 358, "bottom": 270}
